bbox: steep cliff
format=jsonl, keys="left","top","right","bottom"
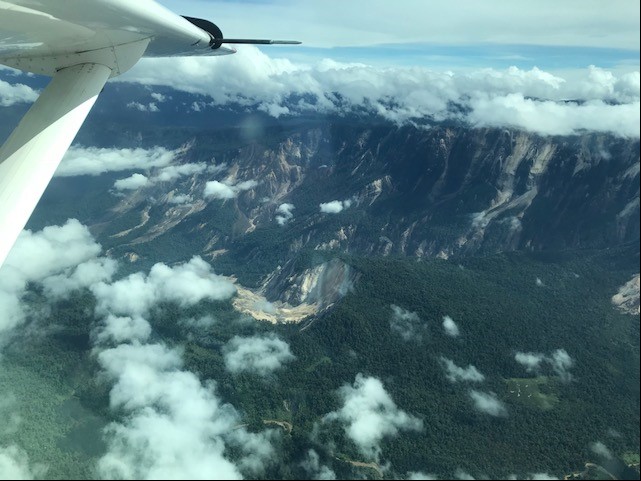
{"left": 36, "top": 119, "right": 640, "bottom": 304}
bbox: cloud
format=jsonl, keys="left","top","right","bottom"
{"left": 226, "top": 428, "right": 279, "bottom": 476}
{"left": 94, "top": 350, "right": 278, "bottom": 480}
{"left": 96, "top": 343, "right": 245, "bottom": 480}
{"left": 320, "top": 200, "right": 352, "bottom": 214}
{"left": 91, "top": 262, "right": 277, "bottom": 478}
{"left": 0, "top": 219, "right": 275, "bottom": 479}
{"left": 155, "top": 0, "right": 638, "bottom": 50}
{"left": 439, "top": 358, "right": 485, "bottom": 383}
{"left": 126, "top": 101, "right": 159, "bottom": 112}
{"left": 514, "top": 352, "right": 546, "bottom": 373}
{"left": 407, "top": 472, "right": 438, "bottom": 480}
{"left": 223, "top": 334, "right": 295, "bottom": 376}
{"left": 276, "top": 203, "right": 295, "bottom": 226}
{"left": 112, "top": 163, "right": 209, "bottom": 192}
{"left": 590, "top": 441, "right": 613, "bottom": 459}
{"left": 390, "top": 305, "right": 425, "bottom": 341}
{"left": 549, "top": 349, "right": 575, "bottom": 382}
{"left": 467, "top": 95, "right": 640, "bottom": 137}
{"left": 204, "top": 179, "right": 258, "bottom": 200}
{"left": 113, "top": 173, "right": 149, "bottom": 191}
{"left": 150, "top": 92, "right": 167, "bottom": 103}
{"left": 179, "top": 315, "right": 217, "bottom": 330}
{"left": 2, "top": 219, "right": 102, "bottom": 284}
{"left": 94, "top": 315, "right": 152, "bottom": 344}
{"left": 234, "top": 180, "right": 259, "bottom": 191}
{"left": 514, "top": 349, "right": 575, "bottom": 381}
{"left": 167, "top": 194, "right": 194, "bottom": 205}
{"left": 40, "top": 257, "right": 117, "bottom": 299}
{"left": 0, "top": 396, "right": 21, "bottom": 436}
{"left": 529, "top": 474, "right": 559, "bottom": 480}
{"left": 0, "top": 445, "right": 44, "bottom": 480}
{"left": 509, "top": 472, "right": 558, "bottom": 481}
{"left": 0, "top": 219, "right": 113, "bottom": 344}
{"left": 468, "top": 390, "right": 508, "bottom": 417}
{"left": 0, "top": 290, "right": 26, "bottom": 344}
{"left": 56, "top": 146, "right": 177, "bottom": 177}
{"left": 0, "top": 79, "right": 38, "bottom": 107}
{"left": 300, "top": 450, "right": 337, "bottom": 480}
{"left": 442, "top": 316, "right": 460, "bottom": 337}
{"left": 324, "top": 374, "right": 423, "bottom": 460}
{"left": 92, "top": 256, "right": 236, "bottom": 318}
{"left": 251, "top": 300, "right": 278, "bottom": 315}
{"left": 95, "top": 341, "right": 276, "bottom": 479}
{"left": 155, "top": 163, "right": 208, "bottom": 182}
{"left": 454, "top": 469, "right": 476, "bottom": 480}
{"left": 121, "top": 49, "right": 640, "bottom": 137}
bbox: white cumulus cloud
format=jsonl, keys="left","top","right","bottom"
{"left": 407, "top": 472, "right": 438, "bottom": 480}
{"left": 549, "top": 349, "right": 575, "bottom": 382}
{"left": 92, "top": 256, "right": 236, "bottom": 318}
{"left": 0, "top": 79, "right": 38, "bottom": 106}
{"left": 468, "top": 390, "right": 508, "bottom": 417}
{"left": 112, "top": 163, "right": 209, "bottom": 192}
{"left": 94, "top": 315, "right": 152, "bottom": 345}
{"left": 442, "top": 316, "right": 460, "bottom": 337}
{"left": 529, "top": 474, "right": 559, "bottom": 480}
{"left": 0, "top": 219, "right": 113, "bottom": 344}
{"left": 590, "top": 441, "right": 613, "bottom": 459}
{"left": 97, "top": 343, "right": 251, "bottom": 480}
{"left": 390, "top": 305, "right": 425, "bottom": 341}
{"left": 455, "top": 469, "right": 476, "bottom": 480}
{"left": 126, "top": 101, "right": 159, "bottom": 112}
{"left": 514, "top": 349, "right": 575, "bottom": 381}
{"left": 0, "top": 218, "right": 278, "bottom": 479}
{"left": 223, "top": 334, "right": 295, "bottom": 376}
{"left": 204, "top": 180, "right": 258, "bottom": 200}
{"left": 155, "top": 163, "right": 208, "bottom": 182}
{"left": 439, "top": 358, "right": 485, "bottom": 383}
{"left": 120, "top": 49, "right": 640, "bottom": 137}
{"left": 0, "top": 445, "right": 44, "bottom": 480}
{"left": 276, "top": 203, "right": 295, "bottom": 226}
{"left": 514, "top": 352, "right": 546, "bottom": 373}
{"left": 324, "top": 374, "right": 423, "bottom": 460}
{"left": 90, "top": 261, "right": 276, "bottom": 478}
{"left": 113, "top": 173, "right": 149, "bottom": 191}
{"left": 56, "top": 146, "right": 177, "bottom": 177}
{"left": 320, "top": 200, "right": 352, "bottom": 214}
{"left": 167, "top": 194, "right": 194, "bottom": 205}
{"left": 300, "top": 449, "right": 337, "bottom": 480}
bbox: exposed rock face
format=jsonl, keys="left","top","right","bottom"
{"left": 263, "top": 258, "right": 356, "bottom": 308}
{"left": 101, "top": 125, "right": 639, "bottom": 256}
{"left": 612, "top": 274, "right": 640, "bottom": 315}
{"left": 241, "top": 127, "right": 631, "bottom": 255}
{"left": 232, "top": 258, "right": 357, "bottom": 323}
{"left": 63, "top": 122, "right": 639, "bottom": 306}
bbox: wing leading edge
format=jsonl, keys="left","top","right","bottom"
{"left": 0, "top": 0, "right": 299, "bottom": 268}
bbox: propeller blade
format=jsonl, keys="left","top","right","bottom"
{"left": 220, "top": 39, "right": 301, "bottom": 45}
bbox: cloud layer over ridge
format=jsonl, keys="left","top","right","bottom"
{"left": 118, "top": 49, "right": 640, "bottom": 137}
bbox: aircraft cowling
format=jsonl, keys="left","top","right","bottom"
{"left": 181, "top": 16, "right": 224, "bottom": 49}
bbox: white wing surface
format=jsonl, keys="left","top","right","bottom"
{"left": 0, "top": 0, "right": 297, "bottom": 267}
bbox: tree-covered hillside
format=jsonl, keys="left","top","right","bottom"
{"left": 2, "top": 246, "right": 638, "bottom": 479}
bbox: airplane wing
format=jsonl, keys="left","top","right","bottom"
{"left": 0, "top": 0, "right": 299, "bottom": 268}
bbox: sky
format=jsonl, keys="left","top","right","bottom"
{"left": 126, "top": 1, "right": 639, "bottom": 138}
{"left": 157, "top": 0, "right": 640, "bottom": 71}
{"left": 0, "top": 1, "right": 639, "bottom": 138}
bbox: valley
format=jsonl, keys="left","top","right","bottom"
{"left": 1, "top": 82, "right": 639, "bottom": 479}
